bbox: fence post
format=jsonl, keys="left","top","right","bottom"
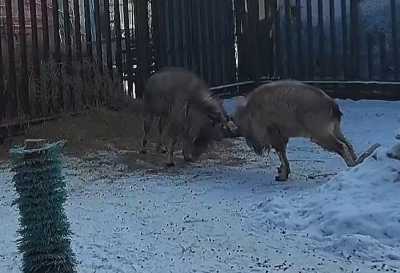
{"left": 350, "top": 0, "right": 360, "bottom": 79}
{"left": 329, "top": 0, "right": 337, "bottom": 78}
{"left": 367, "top": 33, "right": 374, "bottom": 80}
{"left": 379, "top": 32, "right": 387, "bottom": 81}
{"left": 84, "top": 0, "right": 93, "bottom": 60}
{"left": 317, "top": 0, "right": 325, "bottom": 78}
{"left": 52, "top": 0, "right": 63, "bottom": 111}
{"left": 391, "top": 0, "right": 399, "bottom": 80}
{"left": 41, "top": 0, "right": 50, "bottom": 61}
{"left": 296, "top": 0, "right": 304, "bottom": 80}
{"left": 151, "top": 0, "right": 161, "bottom": 72}
{"left": 235, "top": 0, "right": 246, "bottom": 81}
{"left": 73, "top": 0, "right": 82, "bottom": 63}
{"left": 29, "top": 0, "right": 40, "bottom": 80}
{"left": 341, "top": 0, "right": 348, "bottom": 79}
{"left": 284, "top": 0, "right": 293, "bottom": 78}
{"left": 134, "top": 0, "right": 150, "bottom": 99}
{"left": 52, "top": 0, "right": 61, "bottom": 63}
{"left": 18, "top": 0, "right": 30, "bottom": 116}
{"left": 247, "top": 0, "right": 261, "bottom": 81}
{"left": 104, "top": 0, "right": 113, "bottom": 72}
{"left": 94, "top": 0, "right": 103, "bottom": 71}
{"left": 306, "top": 0, "right": 314, "bottom": 79}
{"left": 0, "top": 26, "right": 3, "bottom": 121}
{"left": 5, "top": 0, "right": 17, "bottom": 119}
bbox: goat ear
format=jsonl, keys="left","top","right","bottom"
{"left": 236, "top": 96, "right": 248, "bottom": 109}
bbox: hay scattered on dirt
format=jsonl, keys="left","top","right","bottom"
{"left": 0, "top": 105, "right": 245, "bottom": 170}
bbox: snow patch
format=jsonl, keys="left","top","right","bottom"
{"left": 252, "top": 147, "right": 400, "bottom": 260}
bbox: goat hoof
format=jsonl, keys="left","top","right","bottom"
{"left": 275, "top": 175, "right": 288, "bottom": 182}
{"left": 166, "top": 162, "right": 175, "bottom": 167}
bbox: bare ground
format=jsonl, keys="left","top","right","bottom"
{"left": 0, "top": 105, "right": 245, "bottom": 171}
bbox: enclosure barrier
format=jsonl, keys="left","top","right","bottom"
{"left": 1, "top": 0, "right": 400, "bottom": 132}
{"left": 10, "top": 139, "right": 76, "bottom": 273}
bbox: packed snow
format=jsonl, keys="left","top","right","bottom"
{"left": 1, "top": 99, "right": 400, "bottom": 273}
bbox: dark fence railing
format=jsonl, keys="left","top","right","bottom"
{"left": 1, "top": 0, "right": 400, "bottom": 128}
{"left": 0, "top": 0, "right": 152, "bottom": 126}
{"left": 235, "top": 0, "right": 400, "bottom": 83}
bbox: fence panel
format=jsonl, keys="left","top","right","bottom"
{"left": 236, "top": 0, "right": 400, "bottom": 84}
{"left": 1, "top": 0, "right": 400, "bottom": 126}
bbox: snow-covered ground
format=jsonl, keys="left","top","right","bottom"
{"left": 1, "top": 99, "right": 400, "bottom": 273}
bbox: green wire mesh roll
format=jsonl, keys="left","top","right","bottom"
{"left": 10, "top": 141, "right": 76, "bottom": 273}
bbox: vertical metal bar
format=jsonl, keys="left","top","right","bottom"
{"left": 41, "top": 0, "right": 50, "bottom": 60}
{"left": 391, "top": 0, "right": 399, "bottom": 80}
{"left": 284, "top": 0, "right": 292, "bottom": 77}
{"left": 247, "top": 0, "right": 260, "bottom": 81}
{"left": 350, "top": 0, "right": 360, "bottom": 79}
{"left": 317, "top": 0, "right": 325, "bottom": 78}
{"left": 269, "top": 0, "right": 277, "bottom": 78}
{"left": 180, "top": 0, "right": 189, "bottom": 69}
{"left": 84, "top": 0, "right": 93, "bottom": 59}
{"left": 166, "top": 0, "right": 175, "bottom": 66}
{"left": 234, "top": 0, "right": 244, "bottom": 81}
{"left": 18, "top": 0, "right": 30, "bottom": 115}
{"left": 216, "top": 0, "right": 226, "bottom": 82}
{"left": 367, "top": 33, "right": 374, "bottom": 80}
{"left": 123, "top": 0, "right": 133, "bottom": 96}
{"left": 52, "top": 0, "right": 61, "bottom": 61}
{"left": 296, "top": 0, "right": 304, "bottom": 79}
{"left": 275, "top": 3, "right": 282, "bottom": 78}
{"left": 341, "top": 0, "right": 348, "bottom": 79}
{"left": 73, "top": 0, "right": 82, "bottom": 62}
{"left": 114, "top": 0, "right": 123, "bottom": 74}
{"left": 134, "top": 0, "right": 150, "bottom": 99}
{"left": 329, "top": 0, "right": 337, "bottom": 78}
{"left": 379, "top": 32, "right": 387, "bottom": 80}
{"left": 63, "top": 0, "right": 72, "bottom": 66}
{"left": 306, "top": 0, "right": 314, "bottom": 79}
{"left": 0, "top": 27, "right": 3, "bottom": 120}
{"left": 30, "top": 0, "right": 41, "bottom": 80}
{"left": 264, "top": 0, "right": 272, "bottom": 77}
{"left": 157, "top": 0, "right": 167, "bottom": 68}
{"left": 104, "top": 0, "right": 113, "bottom": 72}
{"left": 196, "top": 0, "right": 205, "bottom": 77}
{"left": 172, "top": 0, "right": 182, "bottom": 66}
{"left": 62, "top": 0, "right": 73, "bottom": 111}
{"left": 202, "top": 0, "right": 212, "bottom": 82}
{"left": 94, "top": 0, "right": 103, "bottom": 69}
{"left": 210, "top": 0, "right": 219, "bottom": 83}
{"left": 52, "top": 0, "right": 62, "bottom": 110}
{"left": 5, "top": 0, "right": 18, "bottom": 117}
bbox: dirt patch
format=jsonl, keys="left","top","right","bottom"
{"left": 0, "top": 105, "right": 246, "bottom": 171}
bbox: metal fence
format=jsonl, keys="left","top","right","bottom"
{"left": 1, "top": 0, "right": 400, "bottom": 127}
{"left": 236, "top": 0, "right": 400, "bottom": 82}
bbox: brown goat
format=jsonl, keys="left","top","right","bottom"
{"left": 233, "top": 80, "right": 358, "bottom": 181}
{"left": 141, "top": 67, "right": 235, "bottom": 166}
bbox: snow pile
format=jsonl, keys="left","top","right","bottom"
{"left": 388, "top": 143, "right": 400, "bottom": 160}
{"left": 253, "top": 146, "right": 400, "bottom": 260}
{"left": 396, "top": 128, "right": 400, "bottom": 140}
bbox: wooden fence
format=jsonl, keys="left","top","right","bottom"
{"left": 236, "top": 0, "right": 400, "bottom": 82}
{"left": 0, "top": 0, "right": 151, "bottom": 126}
{"left": 1, "top": 0, "right": 400, "bottom": 128}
